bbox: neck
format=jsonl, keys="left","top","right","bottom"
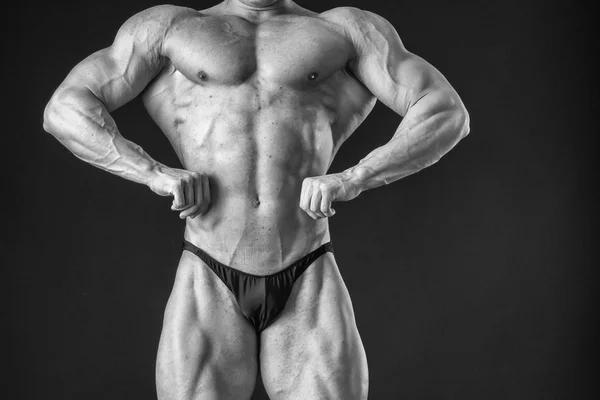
{"left": 222, "top": 0, "right": 292, "bottom": 15}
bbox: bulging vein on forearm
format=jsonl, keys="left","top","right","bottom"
{"left": 347, "top": 99, "right": 468, "bottom": 190}
{"left": 46, "top": 94, "right": 157, "bottom": 185}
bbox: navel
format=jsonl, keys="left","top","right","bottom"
{"left": 252, "top": 196, "right": 261, "bottom": 208}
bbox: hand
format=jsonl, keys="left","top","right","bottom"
{"left": 147, "top": 166, "right": 210, "bottom": 219}
{"left": 299, "top": 172, "right": 362, "bottom": 219}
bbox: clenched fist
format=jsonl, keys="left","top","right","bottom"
{"left": 147, "top": 165, "right": 210, "bottom": 219}
{"left": 299, "top": 172, "right": 362, "bottom": 219}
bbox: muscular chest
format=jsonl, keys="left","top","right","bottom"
{"left": 163, "top": 15, "right": 351, "bottom": 87}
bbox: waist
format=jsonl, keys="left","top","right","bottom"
{"left": 183, "top": 194, "right": 330, "bottom": 275}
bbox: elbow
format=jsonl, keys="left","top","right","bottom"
{"left": 43, "top": 88, "right": 67, "bottom": 137}
{"left": 43, "top": 86, "right": 76, "bottom": 137}
{"left": 447, "top": 94, "right": 470, "bottom": 141}
{"left": 457, "top": 105, "right": 470, "bottom": 139}
{"left": 42, "top": 99, "right": 58, "bottom": 135}
{"left": 429, "top": 90, "right": 471, "bottom": 142}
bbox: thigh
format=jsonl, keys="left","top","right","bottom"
{"left": 259, "top": 252, "right": 369, "bottom": 400}
{"left": 156, "top": 250, "right": 258, "bottom": 400}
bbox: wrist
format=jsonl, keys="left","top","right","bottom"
{"left": 141, "top": 161, "right": 165, "bottom": 186}
{"left": 342, "top": 167, "right": 370, "bottom": 195}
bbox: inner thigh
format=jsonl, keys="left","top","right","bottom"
{"left": 156, "top": 250, "right": 258, "bottom": 400}
{"left": 259, "top": 252, "right": 369, "bottom": 400}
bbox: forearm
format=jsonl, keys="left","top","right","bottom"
{"left": 344, "top": 91, "right": 470, "bottom": 192}
{"left": 43, "top": 87, "right": 161, "bottom": 185}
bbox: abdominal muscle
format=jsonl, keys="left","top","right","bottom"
{"left": 146, "top": 81, "right": 335, "bottom": 274}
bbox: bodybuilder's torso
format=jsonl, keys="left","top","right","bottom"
{"left": 142, "top": 4, "right": 376, "bottom": 273}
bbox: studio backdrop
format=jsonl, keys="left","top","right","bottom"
{"left": 4, "top": 0, "right": 597, "bottom": 399}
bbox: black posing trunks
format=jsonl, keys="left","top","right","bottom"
{"left": 182, "top": 240, "right": 334, "bottom": 332}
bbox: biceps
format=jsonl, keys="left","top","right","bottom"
{"left": 353, "top": 50, "right": 448, "bottom": 116}
{"left": 63, "top": 46, "right": 161, "bottom": 112}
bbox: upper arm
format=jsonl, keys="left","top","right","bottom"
{"left": 328, "top": 7, "right": 464, "bottom": 117}
{"left": 57, "top": 5, "right": 182, "bottom": 112}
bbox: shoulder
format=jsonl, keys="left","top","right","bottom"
{"left": 319, "top": 6, "right": 391, "bottom": 30}
{"left": 319, "top": 7, "right": 402, "bottom": 50}
{"left": 319, "top": 6, "right": 369, "bottom": 22}
{"left": 109, "top": 5, "right": 198, "bottom": 58}
{"left": 116, "top": 5, "right": 196, "bottom": 40}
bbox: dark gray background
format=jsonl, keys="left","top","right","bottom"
{"left": 4, "top": 0, "right": 597, "bottom": 398}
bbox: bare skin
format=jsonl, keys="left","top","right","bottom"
{"left": 43, "top": 1, "right": 470, "bottom": 399}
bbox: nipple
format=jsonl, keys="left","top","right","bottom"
{"left": 308, "top": 72, "right": 318, "bottom": 81}
{"left": 197, "top": 70, "right": 208, "bottom": 81}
